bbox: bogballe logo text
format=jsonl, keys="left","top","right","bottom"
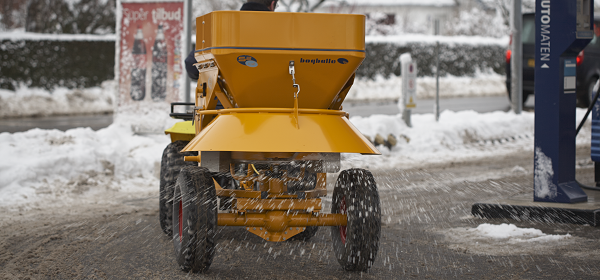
{"left": 300, "top": 58, "right": 349, "bottom": 65}
{"left": 152, "top": 8, "right": 182, "bottom": 23}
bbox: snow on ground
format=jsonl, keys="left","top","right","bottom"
{"left": 0, "top": 107, "right": 592, "bottom": 211}
{"left": 0, "top": 30, "right": 117, "bottom": 41}
{"left": 0, "top": 80, "right": 116, "bottom": 118}
{"left": 0, "top": 75, "right": 591, "bottom": 253}
{"left": 471, "top": 223, "right": 571, "bottom": 242}
{"left": 344, "top": 108, "right": 591, "bottom": 170}
{"left": 0, "top": 121, "right": 171, "bottom": 210}
{"left": 440, "top": 223, "right": 578, "bottom": 256}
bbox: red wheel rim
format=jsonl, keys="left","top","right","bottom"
{"left": 178, "top": 200, "right": 183, "bottom": 242}
{"left": 339, "top": 197, "right": 347, "bottom": 244}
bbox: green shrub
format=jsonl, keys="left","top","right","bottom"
{"left": 0, "top": 39, "right": 114, "bottom": 90}
{"left": 358, "top": 42, "right": 506, "bottom": 79}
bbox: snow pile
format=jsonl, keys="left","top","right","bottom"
{"left": 347, "top": 72, "right": 506, "bottom": 100}
{"left": 0, "top": 80, "right": 116, "bottom": 118}
{"left": 344, "top": 108, "right": 591, "bottom": 170}
{"left": 323, "top": 0, "right": 456, "bottom": 6}
{"left": 474, "top": 223, "right": 571, "bottom": 242}
{"left": 114, "top": 102, "right": 181, "bottom": 134}
{"left": 345, "top": 110, "right": 533, "bottom": 169}
{"left": 442, "top": 222, "right": 576, "bottom": 255}
{"left": 0, "top": 30, "right": 116, "bottom": 41}
{"left": 0, "top": 121, "right": 170, "bottom": 209}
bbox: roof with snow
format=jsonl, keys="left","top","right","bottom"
{"left": 322, "top": 0, "right": 457, "bottom": 7}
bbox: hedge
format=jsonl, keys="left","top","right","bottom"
{"left": 0, "top": 39, "right": 115, "bottom": 91}
{"left": 358, "top": 42, "right": 506, "bottom": 79}
{"left": 0, "top": 38, "right": 506, "bottom": 91}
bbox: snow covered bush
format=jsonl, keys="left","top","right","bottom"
{"left": 359, "top": 41, "right": 506, "bottom": 79}
{"left": 2, "top": 0, "right": 116, "bottom": 34}
{"left": 0, "top": 38, "right": 115, "bottom": 90}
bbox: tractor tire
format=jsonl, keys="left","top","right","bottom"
{"left": 330, "top": 168, "right": 381, "bottom": 271}
{"left": 288, "top": 171, "right": 319, "bottom": 241}
{"left": 172, "top": 166, "right": 217, "bottom": 273}
{"left": 159, "top": 141, "right": 197, "bottom": 236}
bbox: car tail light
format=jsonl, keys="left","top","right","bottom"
{"left": 506, "top": 34, "right": 512, "bottom": 64}
{"left": 577, "top": 50, "right": 584, "bottom": 66}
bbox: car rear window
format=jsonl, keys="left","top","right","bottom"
{"left": 522, "top": 14, "right": 535, "bottom": 44}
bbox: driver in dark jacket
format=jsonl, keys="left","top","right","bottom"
{"left": 184, "top": 0, "right": 277, "bottom": 81}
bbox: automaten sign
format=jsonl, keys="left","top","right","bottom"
{"left": 539, "top": 0, "right": 550, "bottom": 68}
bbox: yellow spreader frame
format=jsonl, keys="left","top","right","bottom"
{"left": 165, "top": 10, "right": 379, "bottom": 242}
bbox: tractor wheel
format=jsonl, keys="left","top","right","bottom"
{"left": 172, "top": 166, "right": 217, "bottom": 273}
{"left": 159, "top": 141, "right": 197, "bottom": 236}
{"left": 330, "top": 168, "right": 381, "bottom": 271}
{"left": 288, "top": 171, "right": 319, "bottom": 241}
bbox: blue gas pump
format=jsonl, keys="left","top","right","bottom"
{"left": 472, "top": 0, "right": 600, "bottom": 225}
{"left": 591, "top": 82, "right": 600, "bottom": 182}
{"left": 533, "top": 0, "right": 594, "bottom": 203}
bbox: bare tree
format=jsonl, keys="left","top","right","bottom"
{"left": 193, "top": 0, "right": 244, "bottom": 16}
{"left": 481, "top": 0, "right": 535, "bottom": 27}
{"left": 0, "top": 0, "right": 28, "bottom": 30}
{"left": 23, "top": 0, "right": 115, "bottom": 34}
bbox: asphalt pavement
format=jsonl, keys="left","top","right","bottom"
{"left": 2, "top": 146, "right": 598, "bottom": 279}
{"left": 0, "top": 113, "right": 113, "bottom": 133}
{"left": 344, "top": 95, "right": 536, "bottom": 117}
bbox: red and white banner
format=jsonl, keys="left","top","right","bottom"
{"left": 117, "top": 1, "right": 184, "bottom": 108}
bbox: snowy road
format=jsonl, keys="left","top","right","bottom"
{"left": 1, "top": 146, "right": 598, "bottom": 279}
{"left": 0, "top": 113, "right": 113, "bottom": 133}
{"left": 344, "top": 95, "right": 535, "bottom": 117}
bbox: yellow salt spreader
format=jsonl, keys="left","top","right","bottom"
{"left": 159, "top": 11, "right": 381, "bottom": 273}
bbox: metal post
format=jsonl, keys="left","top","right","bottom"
{"left": 183, "top": 0, "right": 192, "bottom": 105}
{"left": 434, "top": 19, "right": 440, "bottom": 122}
{"left": 511, "top": 0, "right": 523, "bottom": 114}
{"left": 400, "top": 53, "right": 416, "bottom": 127}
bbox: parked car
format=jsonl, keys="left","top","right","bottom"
{"left": 506, "top": 13, "right": 600, "bottom": 107}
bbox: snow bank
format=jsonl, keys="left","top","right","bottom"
{"left": 343, "top": 108, "right": 591, "bottom": 170}
{"left": 0, "top": 30, "right": 116, "bottom": 41}
{"left": 347, "top": 72, "right": 506, "bottom": 100}
{"left": 323, "top": 0, "right": 456, "bottom": 7}
{"left": 0, "top": 80, "right": 116, "bottom": 118}
{"left": 0, "top": 121, "right": 170, "bottom": 209}
{"left": 345, "top": 110, "right": 534, "bottom": 169}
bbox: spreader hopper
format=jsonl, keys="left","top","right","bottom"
{"left": 185, "top": 11, "right": 378, "bottom": 155}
